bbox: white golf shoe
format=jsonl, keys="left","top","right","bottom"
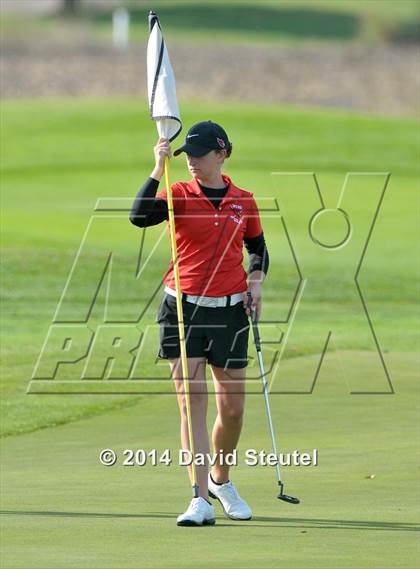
{"left": 208, "top": 474, "right": 252, "bottom": 520}
{"left": 176, "top": 497, "right": 216, "bottom": 527}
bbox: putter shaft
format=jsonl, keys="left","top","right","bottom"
{"left": 247, "top": 294, "right": 299, "bottom": 504}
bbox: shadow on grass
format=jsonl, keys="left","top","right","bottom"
{"left": 88, "top": 5, "right": 361, "bottom": 41}
{"left": 1, "top": 510, "right": 419, "bottom": 532}
{"left": 252, "top": 516, "right": 420, "bottom": 532}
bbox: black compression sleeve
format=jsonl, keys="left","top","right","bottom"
{"left": 129, "top": 177, "right": 168, "bottom": 227}
{"left": 244, "top": 232, "right": 270, "bottom": 275}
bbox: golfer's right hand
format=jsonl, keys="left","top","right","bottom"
{"left": 151, "top": 137, "right": 171, "bottom": 180}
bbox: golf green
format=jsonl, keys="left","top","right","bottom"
{"left": 1, "top": 351, "right": 418, "bottom": 569}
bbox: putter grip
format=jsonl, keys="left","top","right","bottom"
{"left": 247, "top": 293, "right": 262, "bottom": 351}
{"left": 252, "top": 318, "right": 261, "bottom": 351}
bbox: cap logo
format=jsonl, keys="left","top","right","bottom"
{"left": 187, "top": 134, "right": 199, "bottom": 138}
{"left": 216, "top": 137, "right": 226, "bottom": 148}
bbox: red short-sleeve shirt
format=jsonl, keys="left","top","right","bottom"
{"left": 156, "top": 174, "right": 263, "bottom": 296}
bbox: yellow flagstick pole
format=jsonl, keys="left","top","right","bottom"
{"left": 164, "top": 155, "right": 199, "bottom": 498}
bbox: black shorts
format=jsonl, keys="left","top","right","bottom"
{"left": 156, "top": 293, "right": 250, "bottom": 369}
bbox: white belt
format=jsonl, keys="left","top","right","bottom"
{"left": 164, "top": 286, "right": 244, "bottom": 308}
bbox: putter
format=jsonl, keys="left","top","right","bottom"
{"left": 247, "top": 292, "right": 300, "bottom": 504}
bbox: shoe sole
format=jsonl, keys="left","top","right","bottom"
{"left": 208, "top": 490, "right": 252, "bottom": 521}
{"left": 177, "top": 518, "right": 216, "bottom": 527}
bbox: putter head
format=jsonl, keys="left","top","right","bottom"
{"left": 278, "top": 492, "right": 300, "bottom": 504}
{"left": 277, "top": 483, "right": 300, "bottom": 504}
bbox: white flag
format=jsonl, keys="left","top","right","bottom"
{"left": 147, "top": 11, "right": 182, "bottom": 142}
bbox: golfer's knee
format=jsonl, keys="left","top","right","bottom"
{"left": 219, "top": 402, "right": 244, "bottom": 423}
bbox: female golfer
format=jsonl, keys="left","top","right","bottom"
{"left": 130, "top": 121, "right": 269, "bottom": 526}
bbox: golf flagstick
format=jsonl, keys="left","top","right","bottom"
{"left": 247, "top": 293, "right": 300, "bottom": 504}
{"left": 164, "top": 156, "right": 199, "bottom": 498}
{"left": 147, "top": 11, "right": 199, "bottom": 499}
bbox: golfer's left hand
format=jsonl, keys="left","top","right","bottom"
{"left": 243, "top": 281, "right": 262, "bottom": 322}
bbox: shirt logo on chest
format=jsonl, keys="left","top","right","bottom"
{"left": 229, "top": 203, "right": 243, "bottom": 224}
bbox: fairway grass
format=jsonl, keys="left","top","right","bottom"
{"left": 1, "top": 98, "right": 418, "bottom": 435}
{"left": 1, "top": 98, "right": 418, "bottom": 568}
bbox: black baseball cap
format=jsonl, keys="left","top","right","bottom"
{"left": 174, "top": 120, "right": 231, "bottom": 157}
